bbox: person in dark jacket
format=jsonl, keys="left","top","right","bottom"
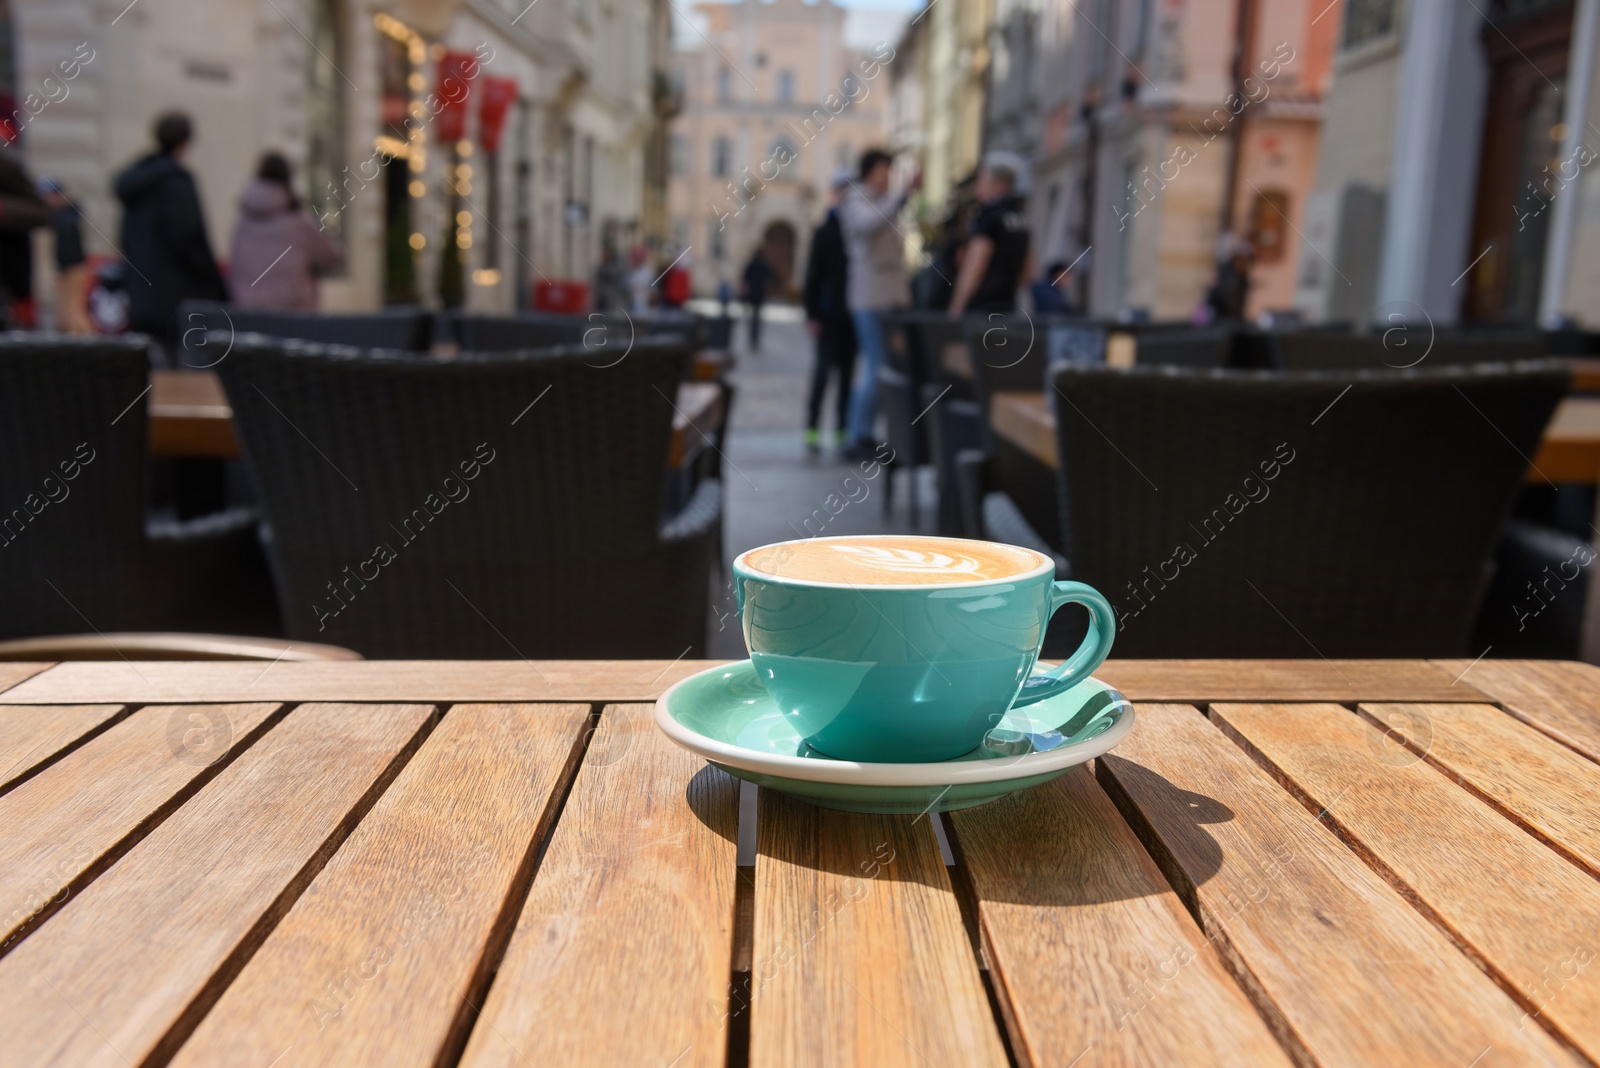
{"left": 113, "top": 112, "right": 226, "bottom": 341}
{"left": 0, "top": 148, "right": 51, "bottom": 327}
{"left": 948, "top": 151, "right": 1031, "bottom": 317}
{"left": 801, "top": 175, "right": 858, "bottom": 453}
{"left": 740, "top": 248, "right": 773, "bottom": 354}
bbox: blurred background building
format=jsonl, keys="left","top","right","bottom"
{"left": 6, "top": 0, "right": 674, "bottom": 314}
{"left": 667, "top": 0, "right": 891, "bottom": 298}
{"left": 2, "top": 0, "right": 1599, "bottom": 327}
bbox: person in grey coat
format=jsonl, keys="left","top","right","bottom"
{"left": 228, "top": 152, "right": 343, "bottom": 311}
{"left": 839, "top": 147, "right": 918, "bottom": 458}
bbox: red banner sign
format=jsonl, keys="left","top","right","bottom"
{"left": 478, "top": 76, "right": 518, "bottom": 154}
{"left": 435, "top": 50, "right": 480, "bottom": 143}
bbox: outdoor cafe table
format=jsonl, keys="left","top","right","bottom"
{"left": 2, "top": 657, "right": 1599, "bottom": 1065}
{"left": 147, "top": 370, "right": 725, "bottom": 469}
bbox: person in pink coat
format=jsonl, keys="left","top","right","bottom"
{"left": 228, "top": 152, "right": 343, "bottom": 310}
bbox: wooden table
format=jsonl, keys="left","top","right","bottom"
{"left": 148, "top": 371, "right": 725, "bottom": 469}
{"left": 1, "top": 657, "right": 1597, "bottom": 1065}
{"left": 991, "top": 389, "right": 1600, "bottom": 485}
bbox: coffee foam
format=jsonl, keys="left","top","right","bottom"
{"left": 742, "top": 537, "right": 1045, "bottom": 586}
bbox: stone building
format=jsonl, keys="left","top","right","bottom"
{"left": 667, "top": 0, "right": 891, "bottom": 298}
{"left": 1297, "top": 0, "right": 1600, "bottom": 328}
{"left": 4, "top": 0, "right": 671, "bottom": 314}
{"left": 1021, "top": 0, "right": 1339, "bottom": 319}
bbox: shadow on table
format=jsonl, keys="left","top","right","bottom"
{"left": 684, "top": 764, "right": 741, "bottom": 850}
{"left": 942, "top": 762, "right": 1229, "bottom": 906}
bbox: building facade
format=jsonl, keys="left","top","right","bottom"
{"left": 1297, "top": 0, "right": 1600, "bottom": 328}
{"left": 1015, "top": 0, "right": 1339, "bottom": 320}
{"left": 5, "top": 0, "right": 669, "bottom": 315}
{"left": 668, "top": 0, "right": 891, "bottom": 298}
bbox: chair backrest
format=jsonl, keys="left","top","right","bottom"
{"left": 962, "top": 314, "right": 1054, "bottom": 419}
{"left": 1049, "top": 361, "right": 1570, "bottom": 656}
{"left": 1130, "top": 326, "right": 1235, "bottom": 368}
{"left": 1275, "top": 328, "right": 1547, "bottom": 371}
{"left": 444, "top": 311, "right": 696, "bottom": 353}
{"left": 1429, "top": 330, "right": 1545, "bottom": 366}
{"left": 175, "top": 302, "right": 430, "bottom": 366}
{"left": 218, "top": 335, "right": 695, "bottom": 657}
{"left": 442, "top": 313, "right": 597, "bottom": 351}
{"left": 902, "top": 313, "right": 973, "bottom": 395}
{"left": 0, "top": 336, "right": 153, "bottom": 637}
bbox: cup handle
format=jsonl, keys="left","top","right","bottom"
{"left": 1011, "top": 581, "right": 1116, "bottom": 707}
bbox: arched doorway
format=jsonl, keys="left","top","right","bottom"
{"left": 761, "top": 220, "right": 797, "bottom": 298}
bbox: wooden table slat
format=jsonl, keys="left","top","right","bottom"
{"left": 949, "top": 766, "right": 1292, "bottom": 1066}
{"left": 0, "top": 703, "right": 280, "bottom": 955}
{"left": 458, "top": 703, "right": 739, "bottom": 1068}
{"left": 1092, "top": 658, "right": 1489, "bottom": 703}
{"left": 1098, "top": 703, "right": 1575, "bottom": 1066}
{"left": 1358, "top": 701, "right": 1600, "bottom": 877}
{"left": 752, "top": 792, "right": 1009, "bottom": 1067}
{"left": 0, "top": 659, "right": 726, "bottom": 705}
{"left": 1433, "top": 659, "right": 1600, "bottom": 764}
{"left": 1212, "top": 701, "right": 1600, "bottom": 1062}
{"left": 0, "top": 703, "right": 126, "bottom": 794}
{"left": 0, "top": 657, "right": 1491, "bottom": 705}
{"left": 0, "top": 662, "right": 54, "bottom": 696}
{"left": 171, "top": 703, "right": 588, "bottom": 1067}
{"left": 0, "top": 702, "right": 433, "bottom": 1068}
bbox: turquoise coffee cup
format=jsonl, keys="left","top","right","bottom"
{"left": 734, "top": 535, "right": 1116, "bottom": 763}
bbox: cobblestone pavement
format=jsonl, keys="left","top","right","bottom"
{"left": 707, "top": 305, "right": 936, "bottom": 658}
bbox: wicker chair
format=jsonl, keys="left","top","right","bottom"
{"left": 961, "top": 314, "right": 1063, "bottom": 547}
{"left": 0, "top": 334, "right": 279, "bottom": 640}
{"left": 173, "top": 302, "right": 430, "bottom": 366}
{"left": 1129, "top": 326, "right": 1235, "bottom": 368}
{"left": 442, "top": 312, "right": 696, "bottom": 353}
{"left": 217, "top": 335, "right": 721, "bottom": 658}
{"left": 903, "top": 314, "right": 977, "bottom": 535}
{"left": 1274, "top": 329, "right": 1546, "bottom": 371}
{"left": 1042, "top": 361, "right": 1569, "bottom": 657}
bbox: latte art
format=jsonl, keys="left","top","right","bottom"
{"left": 827, "top": 544, "right": 986, "bottom": 577}
{"left": 742, "top": 536, "right": 1045, "bottom": 586}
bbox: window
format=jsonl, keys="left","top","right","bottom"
{"left": 835, "top": 142, "right": 852, "bottom": 172}
{"left": 777, "top": 69, "right": 795, "bottom": 102}
{"left": 770, "top": 138, "right": 798, "bottom": 180}
{"left": 1341, "top": 0, "right": 1397, "bottom": 50}
{"left": 709, "top": 217, "right": 726, "bottom": 260}
{"left": 716, "top": 67, "right": 731, "bottom": 102}
{"left": 670, "top": 133, "right": 688, "bottom": 176}
{"left": 712, "top": 136, "right": 731, "bottom": 178}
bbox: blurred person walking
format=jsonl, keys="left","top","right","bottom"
{"left": 948, "top": 151, "right": 1031, "bottom": 317}
{"left": 627, "top": 244, "right": 655, "bottom": 313}
{"left": 740, "top": 248, "right": 773, "bottom": 354}
{"left": 801, "top": 174, "right": 857, "bottom": 454}
{"left": 0, "top": 147, "right": 50, "bottom": 328}
{"left": 840, "top": 147, "right": 916, "bottom": 458}
{"left": 39, "top": 177, "right": 92, "bottom": 333}
{"left": 114, "top": 112, "right": 226, "bottom": 342}
{"left": 1031, "top": 260, "right": 1076, "bottom": 315}
{"left": 1203, "top": 232, "right": 1253, "bottom": 321}
{"left": 661, "top": 248, "right": 692, "bottom": 308}
{"left": 229, "top": 152, "right": 343, "bottom": 311}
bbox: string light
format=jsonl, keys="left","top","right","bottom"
{"left": 409, "top": 233, "right": 426, "bottom": 250}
